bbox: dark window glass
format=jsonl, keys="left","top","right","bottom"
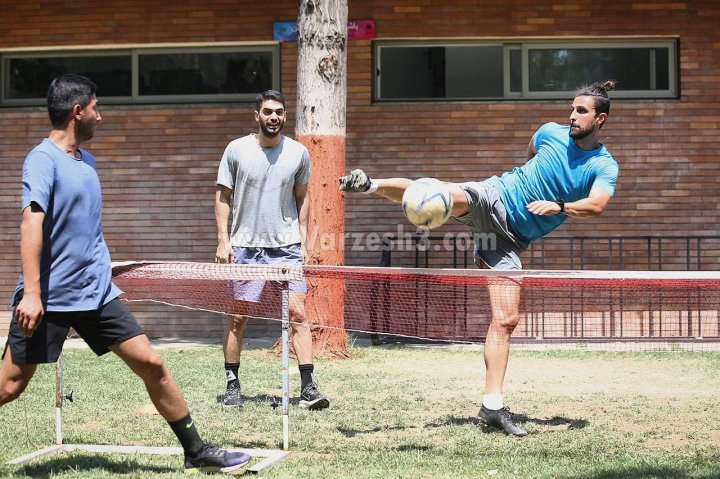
{"left": 528, "top": 47, "right": 671, "bottom": 92}
{"left": 653, "top": 48, "right": 670, "bottom": 90}
{"left": 5, "top": 56, "right": 131, "bottom": 99}
{"left": 379, "top": 45, "right": 504, "bottom": 100}
{"left": 138, "top": 51, "right": 273, "bottom": 96}
{"left": 509, "top": 49, "right": 522, "bottom": 93}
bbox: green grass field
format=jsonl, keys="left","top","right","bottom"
{"left": 1, "top": 344, "right": 719, "bottom": 478}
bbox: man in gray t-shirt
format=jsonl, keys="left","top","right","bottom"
{"left": 215, "top": 90, "right": 329, "bottom": 410}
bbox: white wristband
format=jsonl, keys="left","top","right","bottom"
{"left": 363, "top": 179, "right": 379, "bottom": 194}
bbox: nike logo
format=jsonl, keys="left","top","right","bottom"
{"left": 186, "top": 420, "right": 193, "bottom": 429}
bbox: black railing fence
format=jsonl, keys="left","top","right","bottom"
{"left": 377, "top": 235, "right": 720, "bottom": 271}
{"left": 371, "top": 235, "right": 720, "bottom": 343}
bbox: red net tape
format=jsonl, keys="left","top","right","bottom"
{"left": 112, "top": 262, "right": 720, "bottom": 344}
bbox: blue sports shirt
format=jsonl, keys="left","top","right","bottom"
{"left": 488, "top": 122, "right": 618, "bottom": 244}
{"left": 13, "top": 139, "right": 122, "bottom": 311}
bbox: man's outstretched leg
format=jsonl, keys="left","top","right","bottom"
{"left": 478, "top": 279, "right": 527, "bottom": 436}
{"left": 111, "top": 334, "right": 251, "bottom": 473}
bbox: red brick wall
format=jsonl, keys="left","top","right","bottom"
{"left": 1, "top": 1, "right": 719, "bottom": 337}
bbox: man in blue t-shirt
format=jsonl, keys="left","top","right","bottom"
{"left": 340, "top": 80, "right": 619, "bottom": 436}
{"left": 0, "top": 74, "right": 250, "bottom": 473}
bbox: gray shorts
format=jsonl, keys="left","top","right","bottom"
{"left": 454, "top": 181, "right": 529, "bottom": 271}
{"left": 230, "top": 243, "right": 307, "bottom": 303}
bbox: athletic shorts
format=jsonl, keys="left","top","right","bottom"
{"left": 2, "top": 298, "right": 144, "bottom": 365}
{"left": 230, "top": 243, "right": 307, "bottom": 303}
{"left": 455, "top": 181, "right": 529, "bottom": 271}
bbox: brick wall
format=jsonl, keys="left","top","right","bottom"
{"left": 1, "top": 1, "right": 719, "bottom": 338}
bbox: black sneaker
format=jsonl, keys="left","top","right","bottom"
{"left": 184, "top": 444, "right": 251, "bottom": 474}
{"left": 478, "top": 405, "right": 528, "bottom": 437}
{"left": 299, "top": 382, "right": 330, "bottom": 410}
{"left": 222, "top": 382, "right": 244, "bottom": 408}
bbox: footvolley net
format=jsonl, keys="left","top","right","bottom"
{"left": 111, "top": 262, "right": 720, "bottom": 350}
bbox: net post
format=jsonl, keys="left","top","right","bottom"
{"left": 281, "top": 281, "right": 290, "bottom": 451}
{"left": 55, "top": 353, "right": 63, "bottom": 446}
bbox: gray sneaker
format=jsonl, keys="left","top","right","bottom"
{"left": 222, "top": 382, "right": 244, "bottom": 408}
{"left": 299, "top": 382, "right": 330, "bottom": 410}
{"left": 184, "top": 444, "right": 251, "bottom": 473}
{"left": 478, "top": 405, "right": 528, "bottom": 436}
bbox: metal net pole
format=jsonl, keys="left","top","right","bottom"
{"left": 281, "top": 282, "right": 290, "bottom": 451}
{"left": 54, "top": 353, "right": 63, "bottom": 445}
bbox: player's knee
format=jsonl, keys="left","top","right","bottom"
{"left": 492, "top": 312, "right": 520, "bottom": 331}
{"left": 135, "top": 352, "right": 167, "bottom": 382}
{"left": 228, "top": 316, "right": 248, "bottom": 333}
{"left": 0, "top": 379, "right": 29, "bottom": 404}
{"left": 289, "top": 306, "right": 307, "bottom": 324}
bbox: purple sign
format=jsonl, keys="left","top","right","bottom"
{"left": 273, "top": 20, "right": 376, "bottom": 42}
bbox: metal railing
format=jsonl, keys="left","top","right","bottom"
{"left": 378, "top": 235, "right": 720, "bottom": 271}
{"left": 372, "top": 235, "right": 720, "bottom": 343}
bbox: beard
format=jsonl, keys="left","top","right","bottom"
{"left": 76, "top": 120, "right": 95, "bottom": 142}
{"left": 260, "top": 120, "right": 284, "bottom": 137}
{"left": 569, "top": 123, "right": 595, "bottom": 140}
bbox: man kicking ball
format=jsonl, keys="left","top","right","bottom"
{"left": 340, "top": 81, "right": 619, "bottom": 436}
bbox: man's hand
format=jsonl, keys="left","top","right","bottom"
{"left": 215, "top": 242, "right": 234, "bottom": 263}
{"left": 339, "top": 169, "right": 372, "bottom": 192}
{"left": 15, "top": 294, "right": 44, "bottom": 337}
{"left": 526, "top": 200, "right": 563, "bottom": 216}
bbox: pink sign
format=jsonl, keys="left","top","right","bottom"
{"left": 347, "top": 20, "right": 376, "bottom": 40}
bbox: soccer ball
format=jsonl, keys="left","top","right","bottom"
{"left": 401, "top": 178, "right": 454, "bottom": 229}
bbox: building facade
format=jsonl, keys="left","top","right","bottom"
{"left": 1, "top": 1, "right": 718, "bottom": 337}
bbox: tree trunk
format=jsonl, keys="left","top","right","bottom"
{"left": 296, "top": 0, "right": 348, "bottom": 359}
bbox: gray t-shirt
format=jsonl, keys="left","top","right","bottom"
{"left": 217, "top": 134, "right": 311, "bottom": 248}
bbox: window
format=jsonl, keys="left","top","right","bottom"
{"left": 1, "top": 44, "right": 279, "bottom": 106}
{"left": 375, "top": 39, "right": 677, "bottom": 101}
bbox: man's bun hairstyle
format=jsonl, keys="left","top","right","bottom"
{"left": 576, "top": 80, "right": 616, "bottom": 116}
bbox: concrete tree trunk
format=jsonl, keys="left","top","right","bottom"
{"left": 296, "top": 0, "right": 348, "bottom": 358}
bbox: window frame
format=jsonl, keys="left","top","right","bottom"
{"left": 374, "top": 37, "right": 679, "bottom": 102}
{"left": 0, "top": 43, "right": 281, "bottom": 106}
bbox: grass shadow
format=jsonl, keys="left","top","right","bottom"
{"left": 426, "top": 413, "right": 587, "bottom": 434}
{"left": 15, "top": 454, "right": 175, "bottom": 478}
{"left": 514, "top": 412, "right": 588, "bottom": 429}
{"left": 337, "top": 424, "right": 411, "bottom": 438}
{"left": 215, "top": 393, "right": 294, "bottom": 409}
{"left": 566, "top": 465, "right": 720, "bottom": 479}
{"left": 393, "top": 444, "right": 433, "bottom": 452}
{"left": 336, "top": 414, "right": 487, "bottom": 438}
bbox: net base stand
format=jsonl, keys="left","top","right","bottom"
{"left": 7, "top": 444, "right": 289, "bottom": 474}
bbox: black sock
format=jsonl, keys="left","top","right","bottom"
{"left": 168, "top": 413, "right": 205, "bottom": 456}
{"left": 299, "top": 364, "right": 314, "bottom": 390}
{"left": 225, "top": 362, "right": 240, "bottom": 386}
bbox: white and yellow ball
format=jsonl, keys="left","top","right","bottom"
{"left": 401, "top": 178, "right": 454, "bottom": 229}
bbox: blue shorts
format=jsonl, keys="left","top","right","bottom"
{"left": 230, "top": 243, "right": 307, "bottom": 303}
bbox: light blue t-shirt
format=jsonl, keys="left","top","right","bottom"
{"left": 13, "top": 139, "right": 122, "bottom": 311}
{"left": 488, "top": 122, "right": 618, "bottom": 243}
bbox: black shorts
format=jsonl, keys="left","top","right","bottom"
{"left": 2, "top": 298, "right": 144, "bottom": 364}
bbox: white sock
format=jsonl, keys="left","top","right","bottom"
{"left": 482, "top": 393, "right": 503, "bottom": 410}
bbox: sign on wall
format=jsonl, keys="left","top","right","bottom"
{"left": 273, "top": 20, "right": 376, "bottom": 42}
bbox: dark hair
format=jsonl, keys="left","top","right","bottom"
{"left": 255, "top": 89, "right": 286, "bottom": 111}
{"left": 575, "top": 80, "right": 616, "bottom": 116}
{"left": 47, "top": 74, "right": 97, "bottom": 127}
